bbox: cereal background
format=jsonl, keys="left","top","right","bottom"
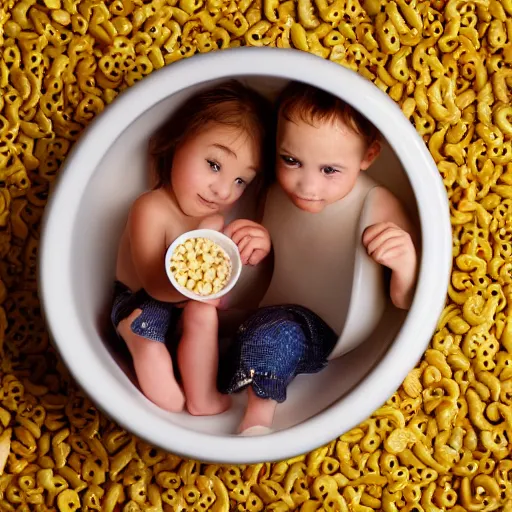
{"left": 0, "top": 0, "right": 511, "bottom": 510}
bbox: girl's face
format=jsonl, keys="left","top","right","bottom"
{"left": 276, "top": 114, "right": 380, "bottom": 213}
{"left": 171, "top": 123, "right": 260, "bottom": 217}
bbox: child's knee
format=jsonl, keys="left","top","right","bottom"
{"left": 183, "top": 301, "right": 217, "bottom": 331}
{"left": 117, "top": 308, "right": 142, "bottom": 339}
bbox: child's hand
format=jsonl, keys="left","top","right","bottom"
{"left": 362, "top": 222, "right": 415, "bottom": 271}
{"left": 363, "top": 222, "right": 417, "bottom": 309}
{"left": 224, "top": 219, "right": 271, "bottom": 266}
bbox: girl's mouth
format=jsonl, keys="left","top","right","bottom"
{"left": 197, "top": 195, "right": 218, "bottom": 209}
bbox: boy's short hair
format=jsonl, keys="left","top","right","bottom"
{"left": 277, "top": 81, "right": 380, "bottom": 148}
{"left": 149, "top": 80, "right": 272, "bottom": 188}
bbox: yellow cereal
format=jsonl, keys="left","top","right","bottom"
{"left": 176, "top": 273, "right": 188, "bottom": 287}
{"left": 204, "top": 268, "right": 216, "bottom": 282}
{"left": 171, "top": 237, "right": 230, "bottom": 295}
{"left": 188, "top": 259, "right": 200, "bottom": 270}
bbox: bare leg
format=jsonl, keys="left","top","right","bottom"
{"left": 178, "top": 301, "right": 231, "bottom": 416}
{"left": 239, "top": 387, "right": 277, "bottom": 433}
{"left": 118, "top": 309, "right": 185, "bottom": 412}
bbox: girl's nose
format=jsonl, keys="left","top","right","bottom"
{"left": 210, "top": 178, "right": 231, "bottom": 201}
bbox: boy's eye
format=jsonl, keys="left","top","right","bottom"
{"left": 280, "top": 155, "right": 300, "bottom": 167}
{"left": 207, "top": 160, "right": 220, "bottom": 172}
{"left": 322, "top": 166, "right": 339, "bottom": 175}
{"left": 235, "top": 178, "right": 246, "bottom": 186}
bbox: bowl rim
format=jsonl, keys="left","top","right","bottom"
{"left": 164, "top": 228, "right": 242, "bottom": 301}
{"left": 39, "top": 46, "right": 452, "bottom": 464}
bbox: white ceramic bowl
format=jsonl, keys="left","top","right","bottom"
{"left": 165, "top": 229, "right": 242, "bottom": 301}
{"left": 39, "top": 47, "right": 451, "bottom": 464}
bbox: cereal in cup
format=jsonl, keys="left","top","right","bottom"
{"left": 170, "top": 237, "right": 232, "bottom": 296}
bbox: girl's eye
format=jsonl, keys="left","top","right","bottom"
{"left": 207, "top": 160, "right": 220, "bottom": 172}
{"left": 322, "top": 166, "right": 339, "bottom": 175}
{"left": 281, "top": 155, "right": 300, "bottom": 166}
{"left": 235, "top": 178, "right": 246, "bottom": 186}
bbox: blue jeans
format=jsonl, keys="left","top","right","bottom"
{"left": 219, "top": 305, "right": 337, "bottom": 403}
{"left": 111, "top": 281, "right": 182, "bottom": 344}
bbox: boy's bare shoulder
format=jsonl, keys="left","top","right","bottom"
{"left": 366, "top": 186, "right": 414, "bottom": 234}
{"left": 369, "top": 185, "right": 401, "bottom": 210}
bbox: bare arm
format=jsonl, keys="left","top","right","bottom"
{"left": 128, "top": 194, "right": 186, "bottom": 303}
{"left": 362, "top": 187, "right": 419, "bottom": 310}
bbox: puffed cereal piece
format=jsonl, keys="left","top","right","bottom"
{"left": 204, "top": 268, "right": 216, "bottom": 282}
{"left": 176, "top": 273, "right": 188, "bottom": 287}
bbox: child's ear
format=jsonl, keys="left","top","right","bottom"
{"left": 360, "top": 140, "right": 381, "bottom": 171}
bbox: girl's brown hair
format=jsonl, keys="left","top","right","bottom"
{"left": 277, "top": 81, "right": 380, "bottom": 148}
{"left": 149, "top": 80, "right": 273, "bottom": 189}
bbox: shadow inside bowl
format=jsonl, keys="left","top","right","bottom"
{"left": 73, "top": 76, "right": 420, "bottom": 435}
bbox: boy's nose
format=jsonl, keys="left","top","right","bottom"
{"left": 297, "top": 173, "right": 319, "bottom": 198}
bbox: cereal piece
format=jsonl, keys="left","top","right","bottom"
{"left": 188, "top": 269, "right": 202, "bottom": 281}
{"left": 202, "top": 282, "right": 213, "bottom": 295}
{"left": 188, "top": 259, "right": 200, "bottom": 270}
{"left": 204, "top": 268, "right": 216, "bottom": 282}
{"left": 176, "top": 273, "right": 188, "bottom": 287}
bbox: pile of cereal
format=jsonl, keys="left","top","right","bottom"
{"left": 170, "top": 237, "right": 231, "bottom": 296}
{"left": 3, "top": 0, "right": 512, "bottom": 508}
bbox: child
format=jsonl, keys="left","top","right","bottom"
{"left": 221, "top": 81, "right": 419, "bottom": 435}
{"left": 111, "top": 81, "right": 272, "bottom": 415}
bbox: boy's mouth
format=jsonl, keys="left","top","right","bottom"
{"left": 293, "top": 194, "right": 322, "bottom": 203}
{"left": 290, "top": 194, "right": 326, "bottom": 213}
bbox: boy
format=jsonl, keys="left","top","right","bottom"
{"left": 221, "top": 81, "right": 418, "bottom": 435}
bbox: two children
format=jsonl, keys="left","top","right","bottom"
{"left": 112, "top": 80, "right": 418, "bottom": 431}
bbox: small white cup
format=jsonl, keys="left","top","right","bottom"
{"left": 165, "top": 229, "right": 242, "bottom": 301}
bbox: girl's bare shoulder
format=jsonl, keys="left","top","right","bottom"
{"left": 129, "top": 188, "right": 179, "bottom": 226}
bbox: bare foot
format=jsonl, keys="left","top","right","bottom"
{"left": 187, "top": 392, "right": 231, "bottom": 416}
{"left": 239, "top": 426, "right": 273, "bottom": 436}
{"left": 237, "top": 388, "right": 277, "bottom": 432}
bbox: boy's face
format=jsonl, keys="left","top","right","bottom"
{"left": 276, "top": 114, "right": 380, "bottom": 213}
{"left": 171, "top": 123, "right": 260, "bottom": 217}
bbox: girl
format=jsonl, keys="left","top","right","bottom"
{"left": 112, "top": 81, "right": 272, "bottom": 415}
